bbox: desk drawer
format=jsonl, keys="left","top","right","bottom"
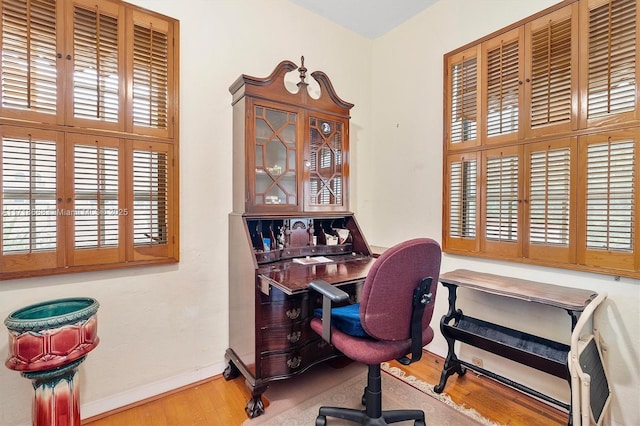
{"left": 259, "top": 338, "right": 337, "bottom": 378}
{"left": 260, "top": 320, "right": 315, "bottom": 352}
{"left": 259, "top": 296, "right": 310, "bottom": 326}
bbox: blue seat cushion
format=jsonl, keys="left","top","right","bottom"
{"left": 314, "top": 303, "right": 369, "bottom": 337}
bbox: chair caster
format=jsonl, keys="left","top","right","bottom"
{"left": 316, "top": 415, "right": 327, "bottom": 426}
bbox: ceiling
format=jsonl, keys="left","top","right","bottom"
{"left": 289, "top": 0, "right": 440, "bottom": 39}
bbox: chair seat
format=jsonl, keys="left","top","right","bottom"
{"left": 310, "top": 317, "right": 434, "bottom": 365}
{"left": 313, "top": 303, "right": 369, "bottom": 337}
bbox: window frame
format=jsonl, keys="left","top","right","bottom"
{"left": 442, "top": 0, "right": 638, "bottom": 279}
{"left": 0, "top": 0, "right": 179, "bottom": 280}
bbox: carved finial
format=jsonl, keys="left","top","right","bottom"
{"left": 298, "top": 55, "right": 308, "bottom": 87}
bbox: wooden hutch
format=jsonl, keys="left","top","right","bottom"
{"left": 224, "top": 58, "right": 375, "bottom": 418}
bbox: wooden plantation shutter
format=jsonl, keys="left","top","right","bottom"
{"left": 443, "top": 1, "right": 638, "bottom": 277}
{"left": 0, "top": 0, "right": 59, "bottom": 123}
{"left": 130, "top": 11, "right": 173, "bottom": 138}
{"left": 525, "top": 4, "right": 578, "bottom": 137}
{"left": 525, "top": 139, "right": 575, "bottom": 263}
{"left": 484, "top": 28, "right": 523, "bottom": 143}
{"left": 129, "top": 141, "right": 173, "bottom": 261}
{"left": 0, "top": 0, "right": 179, "bottom": 280}
{"left": 0, "top": 126, "right": 63, "bottom": 273}
{"left": 578, "top": 131, "right": 637, "bottom": 271}
{"left": 66, "top": 133, "right": 124, "bottom": 266}
{"left": 67, "top": 0, "right": 123, "bottom": 130}
{"left": 581, "top": 0, "right": 638, "bottom": 127}
{"left": 446, "top": 152, "right": 479, "bottom": 251}
{"left": 447, "top": 46, "right": 480, "bottom": 149}
{"left": 482, "top": 146, "right": 522, "bottom": 257}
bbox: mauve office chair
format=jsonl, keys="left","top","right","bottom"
{"left": 309, "top": 238, "right": 441, "bottom": 426}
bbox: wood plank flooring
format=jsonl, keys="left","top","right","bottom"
{"left": 83, "top": 351, "right": 567, "bottom": 425}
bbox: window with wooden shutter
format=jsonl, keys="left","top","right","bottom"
{"left": 581, "top": 0, "right": 638, "bottom": 127}
{"left": 0, "top": 0, "right": 179, "bottom": 280}
{"left": 483, "top": 146, "right": 521, "bottom": 257}
{"left": 0, "top": 0, "right": 58, "bottom": 123}
{"left": 68, "top": 0, "right": 123, "bottom": 129}
{"left": 445, "top": 153, "right": 479, "bottom": 252}
{"left": 525, "top": 4, "right": 577, "bottom": 137}
{"left": 0, "top": 126, "right": 62, "bottom": 273}
{"left": 67, "top": 134, "right": 124, "bottom": 266}
{"left": 525, "top": 139, "right": 575, "bottom": 263}
{"left": 579, "top": 131, "right": 637, "bottom": 271}
{"left": 447, "top": 46, "right": 480, "bottom": 148}
{"left": 130, "top": 10, "right": 173, "bottom": 138}
{"left": 443, "top": 0, "right": 638, "bottom": 277}
{"left": 484, "top": 28, "right": 523, "bottom": 143}
{"left": 130, "top": 141, "right": 174, "bottom": 261}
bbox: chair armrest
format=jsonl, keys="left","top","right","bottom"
{"left": 309, "top": 280, "right": 350, "bottom": 302}
{"left": 308, "top": 280, "right": 349, "bottom": 342}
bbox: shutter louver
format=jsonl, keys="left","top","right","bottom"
{"left": 133, "top": 149, "right": 168, "bottom": 245}
{"left": 133, "top": 20, "right": 169, "bottom": 130}
{"left": 530, "top": 15, "right": 573, "bottom": 128}
{"left": 1, "top": 133, "right": 57, "bottom": 254}
{"left": 74, "top": 144, "right": 119, "bottom": 249}
{"left": 486, "top": 153, "right": 519, "bottom": 241}
{"left": 586, "top": 139, "right": 634, "bottom": 251}
{"left": 487, "top": 39, "right": 520, "bottom": 137}
{"left": 1, "top": 0, "right": 57, "bottom": 115}
{"left": 529, "top": 147, "right": 571, "bottom": 245}
{"left": 587, "top": 0, "right": 637, "bottom": 118}
{"left": 451, "top": 56, "right": 478, "bottom": 143}
{"left": 449, "top": 159, "right": 477, "bottom": 238}
{"left": 73, "top": 4, "right": 119, "bottom": 123}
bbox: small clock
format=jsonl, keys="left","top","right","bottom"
{"left": 320, "top": 122, "right": 331, "bottom": 135}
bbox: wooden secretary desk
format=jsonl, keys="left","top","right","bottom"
{"left": 224, "top": 58, "right": 375, "bottom": 418}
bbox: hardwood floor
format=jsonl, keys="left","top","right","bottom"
{"left": 83, "top": 351, "right": 567, "bottom": 426}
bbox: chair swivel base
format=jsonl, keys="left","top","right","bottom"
{"left": 314, "top": 364, "right": 425, "bottom": 426}
{"left": 316, "top": 407, "right": 426, "bottom": 426}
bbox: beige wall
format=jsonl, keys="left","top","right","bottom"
{"left": 0, "top": 1, "right": 637, "bottom": 425}
{"left": 0, "top": 1, "right": 372, "bottom": 425}
{"left": 368, "top": 1, "right": 639, "bottom": 425}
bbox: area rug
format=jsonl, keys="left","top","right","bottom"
{"left": 243, "top": 361, "right": 501, "bottom": 426}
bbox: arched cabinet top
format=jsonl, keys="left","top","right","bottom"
{"left": 229, "top": 57, "right": 354, "bottom": 117}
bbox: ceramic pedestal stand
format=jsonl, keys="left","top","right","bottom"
{"left": 4, "top": 298, "right": 100, "bottom": 426}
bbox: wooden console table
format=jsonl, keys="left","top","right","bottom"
{"left": 435, "top": 269, "right": 604, "bottom": 425}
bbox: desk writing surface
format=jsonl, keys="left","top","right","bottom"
{"left": 258, "top": 253, "right": 376, "bottom": 294}
{"left": 439, "top": 269, "right": 597, "bottom": 311}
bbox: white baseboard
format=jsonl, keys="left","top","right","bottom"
{"left": 81, "top": 361, "right": 227, "bottom": 419}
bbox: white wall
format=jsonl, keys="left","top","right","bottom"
{"left": 0, "top": 1, "right": 372, "bottom": 425}
{"left": 0, "top": 1, "right": 638, "bottom": 425}
{"left": 366, "top": 1, "right": 640, "bottom": 425}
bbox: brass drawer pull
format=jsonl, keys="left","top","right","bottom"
{"left": 286, "top": 308, "right": 301, "bottom": 320}
{"left": 287, "top": 356, "right": 302, "bottom": 369}
{"left": 287, "top": 331, "right": 301, "bottom": 343}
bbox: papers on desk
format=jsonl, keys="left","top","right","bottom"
{"left": 293, "top": 256, "right": 334, "bottom": 265}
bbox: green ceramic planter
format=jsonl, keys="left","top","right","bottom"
{"left": 5, "top": 297, "right": 100, "bottom": 372}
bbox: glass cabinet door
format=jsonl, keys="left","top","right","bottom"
{"left": 253, "top": 106, "right": 297, "bottom": 208}
{"left": 306, "top": 116, "right": 346, "bottom": 210}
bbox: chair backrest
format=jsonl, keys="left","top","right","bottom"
{"left": 360, "top": 238, "right": 441, "bottom": 341}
